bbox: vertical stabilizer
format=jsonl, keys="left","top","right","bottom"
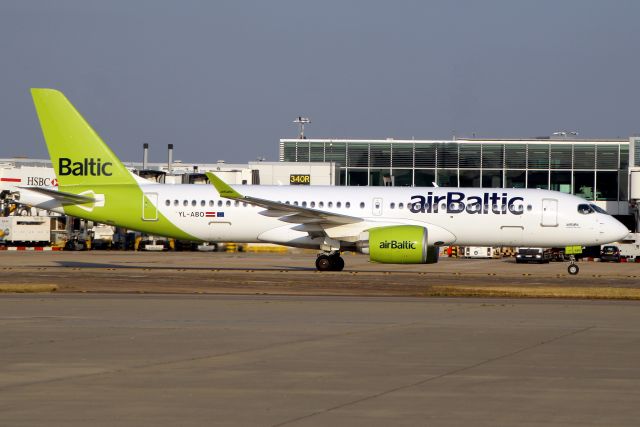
{"left": 28, "top": 88, "right": 197, "bottom": 240}
{"left": 31, "top": 88, "right": 133, "bottom": 187}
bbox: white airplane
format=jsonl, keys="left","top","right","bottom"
{"left": 9, "top": 89, "right": 629, "bottom": 274}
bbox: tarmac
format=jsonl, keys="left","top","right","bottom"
{"left": 1, "top": 294, "right": 640, "bottom": 426}
{"left": 1, "top": 251, "right": 640, "bottom": 295}
{"left": 1, "top": 251, "right": 640, "bottom": 426}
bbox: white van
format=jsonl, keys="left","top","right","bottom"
{"left": 463, "top": 246, "right": 495, "bottom": 259}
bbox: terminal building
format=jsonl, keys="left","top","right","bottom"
{"left": 280, "top": 136, "right": 640, "bottom": 232}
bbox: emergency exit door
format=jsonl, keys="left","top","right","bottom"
{"left": 372, "top": 198, "right": 383, "bottom": 216}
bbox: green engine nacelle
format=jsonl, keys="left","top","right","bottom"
{"left": 365, "top": 225, "right": 439, "bottom": 264}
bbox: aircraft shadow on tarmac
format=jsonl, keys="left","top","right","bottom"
{"left": 53, "top": 260, "right": 314, "bottom": 271}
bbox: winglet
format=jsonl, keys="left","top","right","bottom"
{"left": 205, "top": 172, "right": 244, "bottom": 199}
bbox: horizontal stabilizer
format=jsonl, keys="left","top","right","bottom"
{"left": 19, "top": 186, "right": 95, "bottom": 205}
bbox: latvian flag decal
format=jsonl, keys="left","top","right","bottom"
{"left": 205, "top": 212, "right": 225, "bottom": 218}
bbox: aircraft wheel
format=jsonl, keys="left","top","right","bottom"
{"left": 568, "top": 264, "right": 579, "bottom": 275}
{"left": 331, "top": 256, "right": 345, "bottom": 271}
{"left": 315, "top": 255, "right": 332, "bottom": 271}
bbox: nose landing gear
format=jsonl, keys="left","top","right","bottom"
{"left": 567, "top": 255, "right": 579, "bottom": 275}
{"left": 316, "top": 251, "right": 345, "bottom": 271}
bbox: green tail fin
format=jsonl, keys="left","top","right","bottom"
{"left": 31, "top": 88, "right": 133, "bottom": 187}
{"left": 29, "top": 88, "right": 197, "bottom": 241}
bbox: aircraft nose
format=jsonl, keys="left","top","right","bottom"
{"left": 604, "top": 217, "right": 629, "bottom": 243}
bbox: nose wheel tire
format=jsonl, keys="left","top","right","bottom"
{"left": 568, "top": 264, "right": 579, "bottom": 275}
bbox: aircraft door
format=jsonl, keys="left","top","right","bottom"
{"left": 142, "top": 192, "right": 158, "bottom": 221}
{"left": 372, "top": 198, "right": 383, "bottom": 216}
{"left": 541, "top": 198, "right": 558, "bottom": 227}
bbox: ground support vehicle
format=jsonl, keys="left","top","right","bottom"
{"left": 516, "top": 247, "right": 551, "bottom": 264}
{"left": 0, "top": 216, "right": 50, "bottom": 246}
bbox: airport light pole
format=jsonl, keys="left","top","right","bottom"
{"left": 293, "top": 116, "right": 310, "bottom": 139}
{"left": 552, "top": 131, "right": 579, "bottom": 138}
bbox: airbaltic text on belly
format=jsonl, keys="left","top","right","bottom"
{"left": 409, "top": 192, "right": 525, "bottom": 215}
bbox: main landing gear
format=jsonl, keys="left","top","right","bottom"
{"left": 316, "top": 251, "right": 345, "bottom": 271}
{"left": 567, "top": 255, "right": 580, "bottom": 275}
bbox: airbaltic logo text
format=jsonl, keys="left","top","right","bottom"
{"left": 379, "top": 240, "right": 416, "bottom": 249}
{"left": 59, "top": 158, "right": 113, "bottom": 176}
{"left": 410, "top": 192, "right": 524, "bottom": 215}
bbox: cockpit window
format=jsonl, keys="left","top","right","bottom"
{"left": 577, "top": 204, "right": 594, "bottom": 215}
{"left": 590, "top": 204, "right": 608, "bottom": 214}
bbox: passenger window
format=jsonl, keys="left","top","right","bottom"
{"left": 174, "top": 200, "right": 179, "bottom": 206}
{"left": 165, "top": 200, "right": 170, "bottom": 206}
{"left": 328, "top": 201, "right": 333, "bottom": 208}
{"left": 319, "top": 202, "right": 324, "bottom": 208}
{"left": 346, "top": 202, "right": 351, "bottom": 208}
{"left": 191, "top": 200, "right": 197, "bottom": 206}
{"left": 302, "top": 201, "right": 307, "bottom": 207}
{"left": 209, "top": 200, "right": 214, "bottom": 207}
{"left": 527, "top": 204, "right": 533, "bottom": 211}
{"left": 310, "top": 201, "right": 316, "bottom": 208}
{"left": 226, "top": 200, "right": 231, "bottom": 207}
{"left": 183, "top": 200, "right": 188, "bottom": 207}
{"left": 200, "top": 200, "right": 205, "bottom": 207}
{"left": 242, "top": 202, "right": 247, "bottom": 207}
{"left": 399, "top": 203, "right": 404, "bottom": 209}
{"left": 337, "top": 202, "right": 342, "bottom": 208}
{"left": 360, "top": 202, "right": 365, "bottom": 208}
{"left": 218, "top": 200, "right": 223, "bottom": 207}
{"left": 390, "top": 202, "right": 395, "bottom": 209}
{"left": 234, "top": 201, "right": 239, "bottom": 207}
{"left": 294, "top": 201, "right": 299, "bottom": 206}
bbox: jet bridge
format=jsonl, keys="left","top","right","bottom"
{"left": 630, "top": 169, "right": 640, "bottom": 233}
{"left": 630, "top": 137, "right": 640, "bottom": 233}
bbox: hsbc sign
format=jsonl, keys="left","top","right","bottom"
{"left": 27, "top": 177, "right": 58, "bottom": 187}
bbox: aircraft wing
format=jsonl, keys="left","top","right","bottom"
{"left": 205, "top": 172, "right": 362, "bottom": 226}
{"left": 18, "top": 186, "right": 96, "bottom": 205}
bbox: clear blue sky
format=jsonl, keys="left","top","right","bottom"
{"left": 1, "top": 0, "right": 639, "bottom": 163}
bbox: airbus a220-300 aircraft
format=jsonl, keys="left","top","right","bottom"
{"left": 14, "top": 89, "right": 629, "bottom": 275}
